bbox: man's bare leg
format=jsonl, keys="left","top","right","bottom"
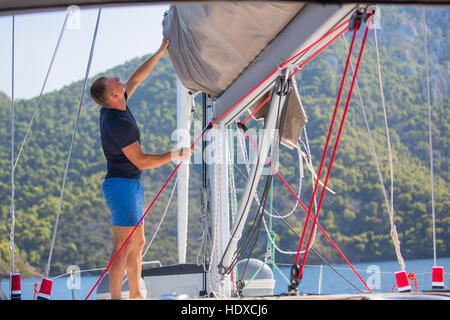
{"left": 109, "top": 226, "right": 135, "bottom": 299}
{"left": 125, "top": 224, "right": 145, "bottom": 299}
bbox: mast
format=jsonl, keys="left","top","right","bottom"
{"left": 205, "top": 98, "right": 232, "bottom": 297}
{"left": 176, "top": 78, "right": 191, "bottom": 264}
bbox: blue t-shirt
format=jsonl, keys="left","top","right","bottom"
{"left": 99, "top": 92, "right": 141, "bottom": 179}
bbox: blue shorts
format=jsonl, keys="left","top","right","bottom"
{"left": 102, "top": 178, "right": 144, "bottom": 227}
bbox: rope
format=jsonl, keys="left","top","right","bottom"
{"left": 236, "top": 125, "right": 303, "bottom": 221}
{"left": 374, "top": 21, "right": 406, "bottom": 273}
{"left": 422, "top": 8, "right": 437, "bottom": 267}
{"left": 141, "top": 172, "right": 179, "bottom": 259}
{"left": 391, "top": 272, "right": 418, "bottom": 293}
{"left": 213, "top": 125, "right": 222, "bottom": 290}
{"left": 85, "top": 11, "right": 360, "bottom": 299}
{"left": 343, "top": 29, "right": 405, "bottom": 274}
{"left": 281, "top": 18, "right": 350, "bottom": 68}
{"left": 9, "top": 15, "right": 16, "bottom": 276}
{"left": 45, "top": 8, "right": 102, "bottom": 279}
{"left": 12, "top": 11, "right": 69, "bottom": 172}
{"left": 294, "top": 17, "right": 361, "bottom": 269}
{"left": 120, "top": 172, "right": 179, "bottom": 287}
{"left": 197, "top": 186, "right": 212, "bottom": 269}
{"left": 227, "top": 125, "right": 238, "bottom": 294}
{"left": 290, "top": 26, "right": 350, "bottom": 78}
{"left": 295, "top": 12, "right": 374, "bottom": 294}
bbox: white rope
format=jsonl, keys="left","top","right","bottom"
{"left": 235, "top": 125, "right": 319, "bottom": 256}
{"left": 45, "top": 8, "right": 102, "bottom": 278}
{"left": 210, "top": 128, "right": 222, "bottom": 291}
{"left": 12, "top": 11, "right": 69, "bottom": 172}
{"left": 196, "top": 186, "right": 212, "bottom": 268}
{"left": 226, "top": 127, "right": 238, "bottom": 286}
{"left": 235, "top": 126, "right": 299, "bottom": 219}
{"left": 142, "top": 173, "right": 179, "bottom": 259}
{"left": 9, "top": 15, "right": 16, "bottom": 276}
{"left": 373, "top": 27, "right": 406, "bottom": 273}
{"left": 342, "top": 30, "right": 406, "bottom": 272}
{"left": 422, "top": 8, "right": 437, "bottom": 267}
{"left": 9, "top": 13, "right": 68, "bottom": 278}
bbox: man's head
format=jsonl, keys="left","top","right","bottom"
{"left": 90, "top": 76, "right": 126, "bottom": 108}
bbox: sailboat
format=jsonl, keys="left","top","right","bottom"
{"left": 2, "top": 1, "right": 448, "bottom": 300}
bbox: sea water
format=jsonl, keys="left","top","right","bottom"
{"left": 1, "top": 257, "right": 449, "bottom": 300}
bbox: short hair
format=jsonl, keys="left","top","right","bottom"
{"left": 90, "top": 77, "right": 110, "bottom": 106}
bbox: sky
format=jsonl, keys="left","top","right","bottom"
{"left": 0, "top": 4, "right": 170, "bottom": 100}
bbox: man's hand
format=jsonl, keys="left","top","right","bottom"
{"left": 171, "top": 147, "right": 193, "bottom": 162}
{"left": 155, "top": 39, "right": 170, "bottom": 58}
{"left": 125, "top": 38, "right": 170, "bottom": 98}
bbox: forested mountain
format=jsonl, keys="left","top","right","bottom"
{"left": 0, "top": 6, "right": 448, "bottom": 277}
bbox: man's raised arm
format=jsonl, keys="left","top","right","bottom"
{"left": 125, "top": 39, "right": 170, "bottom": 98}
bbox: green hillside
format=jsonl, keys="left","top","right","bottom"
{"left": 0, "top": 6, "right": 448, "bottom": 277}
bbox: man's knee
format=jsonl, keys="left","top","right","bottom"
{"left": 113, "top": 238, "right": 134, "bottom": 259}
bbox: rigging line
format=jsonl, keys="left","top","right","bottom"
{"left": 233, "top": 160, "right": 310, "bottom": 255}
{"left": 291, "top": 26, "right": 350, "bottom": 78}
{"left": 236, "top": 132, "right": 346, "bottom": 287}
{"left": 280, "top": 18, "right": 350, "bottom": 68}
{"left": 241, "top": 94, "right": 272, "bottom": 125}
{"left": 236, "top": 85, "right": 291, "bottom": 278}
{"left": 235, "top": 143, "right": 278, "bottom": 280}
{"left": 225, "top": 129, "right": 272, "bottom": 275}
{"left": 422, "top": 7, "right": 437, "bottom": 267}
{"left": 301, "top": 127, "right": 320, "bottom": 221}
{"left": 86, "top": 161, "right": 183, "bottom": 300}
{"left": 141, "top": 172, "right": 179, "bottom": 259}
{"left": 294, "top": 14, "right": 374, "bottom": 293}
{"left": 237, "top": 121, "right": 364, "bottom": 293}
{"left": 230, "top": 82, "right": 288, "bottom": 277}
{"left": 227, "top": 126, "right": 238, "bottom": 294}
{"left": 260, "top": 217, "right": 363, "bottom": 293}
{"left": 121, "top": 172, "right": 180, "bottom": 287}
{"left": 219, "top": 113, "right": 270, "bottom": 274}
{"left": 86, "top": 12, "right": 359, "bottom": 299}
{"left": 156, "top": 135, "right": 360, "bottom": 293}
{"left": 298, "top": 14, "right": 373, "bottom": 285}
{"left": 374, "top": 21, "right": 406, "bottom": 273}
{"left": 86, "top": 118, "right": 213, "bottom": 299}
{"left": 293, "top": 18, "right": 360, "bottom": 268}
{"left": 12, "top": 12, "right": 69, "bottom": 172}
{"left": 342, "top": 32, "right": 397, "bottom": 270}
{"left": 45, "top": 8, "right": 102, "bottom": 279}
{"left": 236, "top": 122, "right": 302, "bottom": 220}
{"left": 213, "top": 125, "right": 222, "bottom": 289}
{"left": 245, "top": 130, "right": 370, "bottom": 293}
{"left": 9, "top": 15, "right": 16, "bottom": 277}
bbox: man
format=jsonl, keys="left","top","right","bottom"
{"left": 90, "top": 39, "right": 191, "bottom": 299}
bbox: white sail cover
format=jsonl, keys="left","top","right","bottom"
{"left": 162, "top": 2, "right": 304, "bottom": 97}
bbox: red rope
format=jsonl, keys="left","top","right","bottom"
{"left": 293, "top": 19, "right": 360, "bottom": 269}
{"left": 86, "top": 48, "right": 283, "bottom": 301}
{"left": 241, "top": 94, "right": 272, "bottom": 125}
{"left": 391, "top": 272, "right": 418, "bottom": 293}
{"left": 290, "top": 26, "right": 349, "bottom": 78}
{"left": 245, "top": 132, "right": 372, "bottom": 293}
{"left": 85, "top": 14, "right": 357, "bottom": 300}
{"left": 280, "top": 19, "right": 350, "bottom": 68}
{"left": 296, "top": 14, "right": 374, "bottom": 293}
{"left": 85, "top": 161, "right": 182, "bottom": 300}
